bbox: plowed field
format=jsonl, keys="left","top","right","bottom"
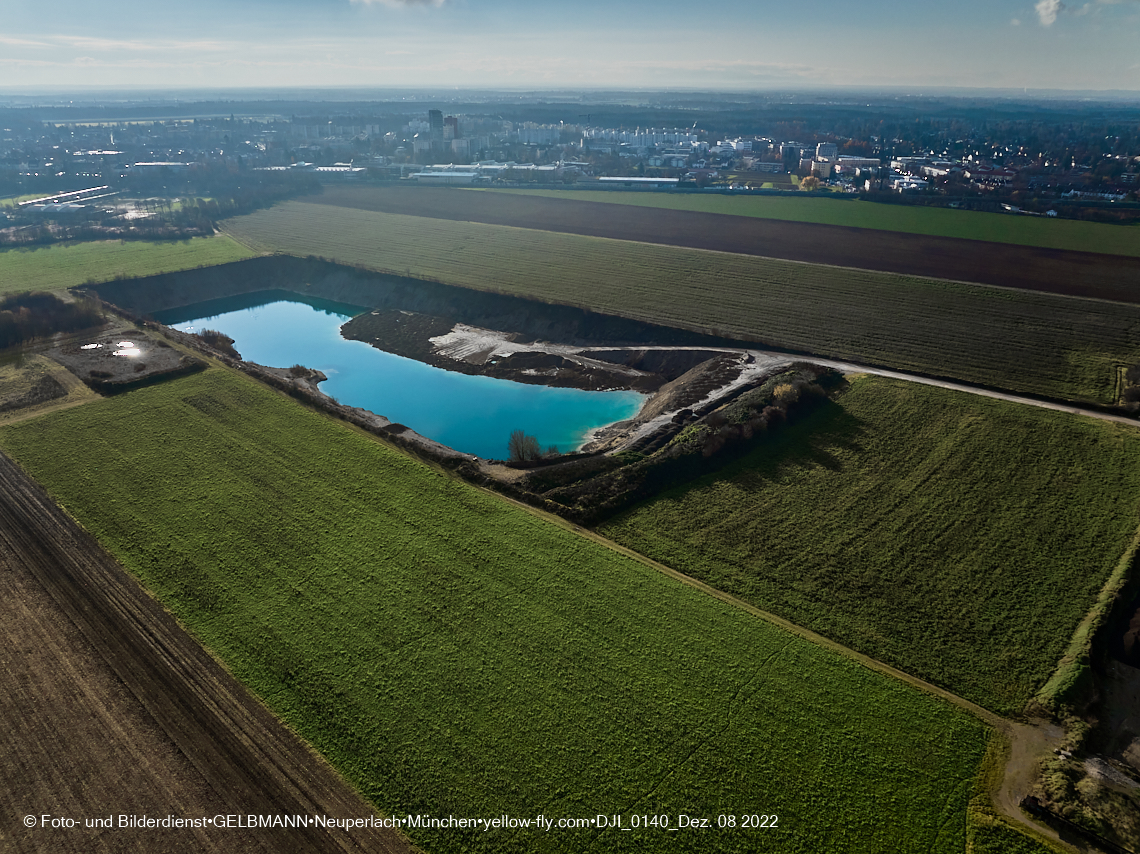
{"left": 0, "top": 452, "right": 415, "bottom": 854}
{"left": 309, "top": 186, "right": 1140, "bottom": 303}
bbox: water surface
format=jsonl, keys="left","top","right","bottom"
{"left": 156, "top": 293, "right": 643, "bottom": 459}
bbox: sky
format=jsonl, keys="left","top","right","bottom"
{"left": 0, "top": 0, "right": 1136, "bottom": 93}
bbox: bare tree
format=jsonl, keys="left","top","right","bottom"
{"left": 508, "top": 430, "right": 542, "bottom": 462}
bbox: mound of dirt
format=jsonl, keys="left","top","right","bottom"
{"left": 51, "top": 332, "right": 205, "bottom": 393}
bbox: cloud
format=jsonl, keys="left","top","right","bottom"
{"left": 1035, "top": 0, "right": 1140, "bottom": 25}
{"left": 54, "top": 35, "right": 228, "bottom": 52}
{"left": 1011, "top": 17, "right": 1022, "bottom": 24}
{"left": 1035, "top": 0, "right": 1064, "bottom": 25}
{"left": 0, "top": 35, "right": 52, "bottom": 47}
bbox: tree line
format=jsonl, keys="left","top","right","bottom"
{"left": 0, "top": 292, "right": 104, "bottom": 350}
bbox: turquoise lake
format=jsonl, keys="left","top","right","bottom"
{"left": 155, "top": 292, "right": 644, "bottom": 460}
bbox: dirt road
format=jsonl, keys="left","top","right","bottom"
{"left": 574, "top": 342, "right": 1140, "bottom": 429}
{"left": 0, "top": 452, "right": 417, "bottom": 854}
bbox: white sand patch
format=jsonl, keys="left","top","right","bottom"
{"left": 429, "top": 324, "right": 527, "bottom": 363}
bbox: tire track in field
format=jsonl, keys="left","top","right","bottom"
{"left": 0, "top": 451, "right": 418, "bottom": 854}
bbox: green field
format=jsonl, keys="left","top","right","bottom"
{"left": 0, "top": 367, "right": 995, "bottom": 853}
{"left": 0, "top": 236, "right": 255, "bottom": 294}
{"left": 601, "top": 376, "right": 1140, "bottom": 715}
{"left": 0, "top": 193, "right": 44, "bottom": 209}
{"left": 226, "top": 202, "right": 1140, "bottom": 404}
{"left": 480, "top": 188, "right": 1140, "bottom": 256}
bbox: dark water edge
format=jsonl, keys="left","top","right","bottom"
{"left": 154, "top": 289, "right": 369, "bottom": 327}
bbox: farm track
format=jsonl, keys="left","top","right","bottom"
{"left": 312, "top": 186, "right": 1140, "bottom": 305}
{"left": 598, "top": 343, "right": 1140, "bottom": 428}
{"left": 0, "top": 451, "right": 416, "bottom": 854}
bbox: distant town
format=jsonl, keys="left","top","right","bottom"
{"left": 1, "top": 91, "right": 1138, "bottom": 246}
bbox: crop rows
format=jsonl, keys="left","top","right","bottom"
{"left": 227, "top": 202, "right": 1140, "bottom": 403}
{"left": 1, "top": 368, "right": 994, "bottom": 854}
{"left": 602, "top": 376, "right": 1140, "bottom": 715}
{"left": 484, "top": 188, "right": 1140, "bottom": 256}
{"left": 0, "top": 235, "right": 255, "bottom": 294}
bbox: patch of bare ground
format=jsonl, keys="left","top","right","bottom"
{"left": 0, "top": 451, "right": 418, "bottom": 854}
{"left": 311, "top": 185, "right": 1140, "bottom": 304}
{"left": 342, "top": 310, "right": 667, "bottom": 391}
{"left": 991, "top": 720, "right": 1090, "bottom": 852}
{"left": 49, "top": 328, "right": 205, "bottom": 392}
{"left": 0, "top": 354, "right": 97, "bottom": 426}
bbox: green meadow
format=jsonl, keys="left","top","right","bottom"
{"left": 227, "top": 202, "right": 1140, "bottom": 404}
{"left": 0, "top": 235, "right": 255, "bottom": 294}
{"left": 602, "top": 376, "right": 1140, "bottom": 715}
{"left": 1, "top": 367, "right": 994, "bottom": 854}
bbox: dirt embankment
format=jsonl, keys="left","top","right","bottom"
{"left": 87, "top": 256, "right": 728, "bottom": 351}
{"left": 311, "top": 185, "right": 1140, "bottom": 304}
{"left": 1088, "top": 592, "right": 1140, "bottom": 788}
{"left": 0, "top": 451, "right": 418, "bottom": 854}
{"left": 526, "top": 364, "right": 841, "bottom": 525}
{"left": 0, "top": 354, "right": 99, "bottom": 426}
{"left": 0, "top": 372, "right": 66, "bottom": 413}
{"left": 89, "top": 258, "right": 814, "bottom": 466}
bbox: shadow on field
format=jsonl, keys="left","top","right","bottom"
{"left": 717, "top": 398, "right": 866, "bottom": 489}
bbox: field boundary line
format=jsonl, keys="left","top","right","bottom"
{"left": 474, "top": 187, "right": 1140, "bottom": 258}
{"left": 480, "top": 487, "right": 1097, "bottom": 852}
{"left": 293, "top": 197, "right": 1140, "bottom": 309}
{"left": 480, "top": 484, "right": 1006, "bottom": 727}
{"left": 216, "top": 222, "right": 275, "bottom": 256}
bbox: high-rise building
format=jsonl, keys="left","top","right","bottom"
{"left": 428, "top": 110, "right": 443, "bottom": 141}
{"left": 780, "top": 143, "right": 802, "bottom": 170}
{"left": 816, "top": 142, "right": 838, "bottom": 160}
{"left": 444, "top": 116, "right": 459, "bottom": 141}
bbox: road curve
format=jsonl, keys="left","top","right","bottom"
{"left": 576, "top": 342, "right": 1140, "bottom": 429}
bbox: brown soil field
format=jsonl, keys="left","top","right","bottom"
{"left": 312, "top": 186, "right": 1140, "bottom": 304}
{"left": 0, "top": 452, "right": 417, "bottom": 854}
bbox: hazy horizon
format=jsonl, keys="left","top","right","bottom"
{"left": 1, "top": 0, "right": 1134, "bottom": 92}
